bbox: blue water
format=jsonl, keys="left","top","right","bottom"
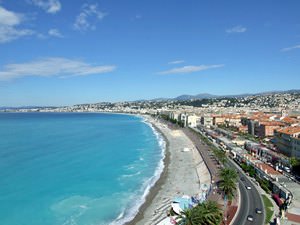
{"left": 0, "top": 113, "right": 165, "bottom": 225}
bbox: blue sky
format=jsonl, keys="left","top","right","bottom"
{"left": 0, "top": 0, "right": 299, "bottom": 106}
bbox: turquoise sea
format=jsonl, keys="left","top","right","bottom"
{"left": 0, "top": 113, "right": 165, "bottom": 225}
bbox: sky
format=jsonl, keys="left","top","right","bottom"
{"left": 0, "top": 0, "right": 299, "bottom": 106}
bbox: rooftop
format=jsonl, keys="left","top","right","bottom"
{"left": 255, "top": 163, "right": 282, "bottom": 175}
{"left": 277, "top": 126, "right": 300, "bottom": 135}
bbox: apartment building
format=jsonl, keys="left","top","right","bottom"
{"left": 274, "top": 126, "right": 300, "bottom": 158}
{"left": 201, "top": 115, "right": 213, "bottom": 127}
{"left": 187, "top": 115, "right": 201, "bottom": 128}
{"left": 257, "top": 121, "right": 285, "bottom": 138}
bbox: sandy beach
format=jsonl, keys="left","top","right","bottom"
{"left": 126, "top": 116, "right": 211, "bottom": 225}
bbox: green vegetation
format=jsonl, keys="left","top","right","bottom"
{"left": 213, "top": 149, "right": 227, "bottom": 165}
{"left": 262, "top": 195, "right": 273, "bottom": 224}
{"left": 238, "top": 132, "right": 261, "bottom": 142}
{"left": 240, "top": 163, "right": 256, "bottom": 177}
{"left": 290, "top": 157, "right": 300, "bottom": 176}
{"left": 218, "top": 124, "right": 238, "bottom": 132}
{"left": 290, "top": 157, "right": 300, "bottom": 167}
{"left": 160, "top": 114, "right": 184, "bottom": 127}
{"left": 240, "top": 163, "right": 272, "bottom": 193}
{"left": 219, "top": 168, "right": 238, "bottom": 201}
{"left": 176, "top": 201, "right": 223, "bottom": 225}
{"left": 256, "top": 177, "right": 271, "bottom": 194}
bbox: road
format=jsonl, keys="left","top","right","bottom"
{"left": 187, "top": 126, "right": 265, "bottom": 225}
{"left": 228, "top": 159, "right": 265, "bottom": 225}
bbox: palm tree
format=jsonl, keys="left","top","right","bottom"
{"left": 176, "top": 208, "right": 198, "bottom": 225}
{"left": 220, "top": 168, "right": 238, "bottom": 181}
{"left": 177, "top": 201, "right": 223, "bottom": 225}
{"left": 218, "top": 178, "right": 237, "bottom": 201}
{"left": 196, "top": 201, "right": 223, "bottom": 225}
{"left": 219, "top": 168, "right": 238, "bottom": 201}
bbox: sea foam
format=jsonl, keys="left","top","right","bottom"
{"left": 109, "top": 117, "right": 166, "bottom": 225}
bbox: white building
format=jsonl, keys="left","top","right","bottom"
{"left": 187, "top": 115, "right": 201, "bottom": 128}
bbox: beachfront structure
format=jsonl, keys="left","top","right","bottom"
{"left": 169, "top": 112, "right": 180, "bottom": 121}
{"left": 180, "top": 113, "right": 188, "bottom": 127}
{"left": 187, "top": 115, "right": 201, "bottom": 128}
{"left": 201, "top": 115, "right": 213, "bottom": 127}
{"left": 274, "top": 126, "right": 300, "bottom": 158}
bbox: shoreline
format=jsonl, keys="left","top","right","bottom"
{"left": 125, "top": 115, "right": 211, "bottom": 225}
{"left": 124, "top": 116, "right": 170, "bottom": 225}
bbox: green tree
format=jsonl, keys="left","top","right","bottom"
{"left": 196, "top": 201, "right": 223, "bottom": 225}
{"left": 290, "top": 157, "right": 300, "bottom": 167}
{"left": 219, "top": 168, "right": 238, "bottom": 201}
{"left": 220, "top": 168, "right": 238, "bottom": 181}
{"left": 176, "top": 208, "right": 198, "bottom": 225}
{"left": 290, "top": 157, "right": 300, "bottom": 176}
{"left": 213, "top": 149, "right": 227, "bottom": 165}
{"left": 177, "top": 201, "right": 223, "bottom": 225}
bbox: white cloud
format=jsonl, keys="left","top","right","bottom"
{"left": 158, "top": 64, "right": 224, "bottom": 75}
{"left": 226, "top": 25, "right": 247, "bottom": 33}
{"left": 0, "top": 57, "right": 116, "bottom": 81}
{"left": 281, "top": 44, "right": 300, "bottom": 52}
{"left": 168, "top": 60, "right": 185, "bottom": 65}
{"left": 30, "top": 0, "right": 61, "bottom": 14}
{"left": 48, "top": 28, "right": 63, "bottom": 38}
{"left": 0, "top": 26, "right": 34, "bottom": 43}
{"left": 0, "top": 6, "right": 34, "bottom": 43}
{"left": 0, "top": 6, "right": 22, "bottom": 26}
{"left": 73, "top": 4, "right": 107, "bottom": 31}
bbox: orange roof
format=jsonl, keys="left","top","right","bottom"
{"left": 277, "top": 126, "right": 300, "bottom": 135}
{"left": 255, "top": 163, "right": 281, "bottom": 175}
{"left": 249, "top": 115, "right": 270, "bottom": 121}
{"left": 260, "top": 121, "right": 285, "bottom": 126}
{"left": 223, "top": 114, "right": 242, "bottom": 119}
{"left": 281, "top": 117, "right": 299, "bottom": 124}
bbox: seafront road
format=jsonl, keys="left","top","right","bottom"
{"left": 184, "top": 127, "right": 265, "bottom": 225}
{"left": 228, "top": 158, "right": 265, "bottom": 225}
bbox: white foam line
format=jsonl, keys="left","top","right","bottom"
{"left": 109, "top": 116, "right": 166, "bottom": 225}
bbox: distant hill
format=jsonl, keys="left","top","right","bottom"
{"left": 169, "top": 89, "right": 300, "bottom": 101}
{"left": 0, "top": 106, "right": 58, "bottom": 110}
{"left": 175, "top": 93, "right": 217, "bottom": 100}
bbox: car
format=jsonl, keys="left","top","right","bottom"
{"left": 246, "top": 186, "right": 252, "bottom": 190}
{"left": 247, "top": 215, "right": 254, "bottom": 221}
{"left": 256, "top": 208, "right": 262, "bottom": 214}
